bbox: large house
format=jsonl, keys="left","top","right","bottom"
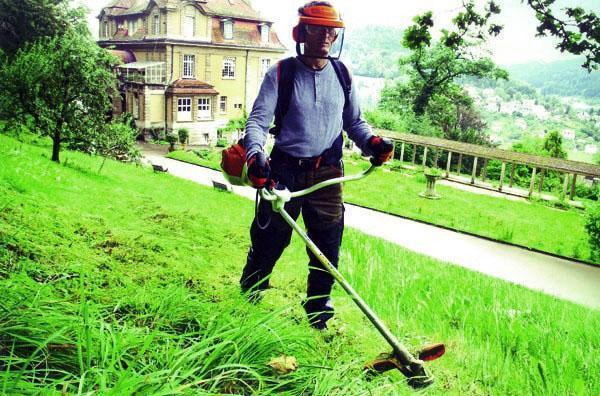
{"left": 97, "top": 0, "right": 286, "bottom": 144}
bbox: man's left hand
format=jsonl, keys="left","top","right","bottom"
{"left": 368, "top": 136, "right": 394, "bottom": 166}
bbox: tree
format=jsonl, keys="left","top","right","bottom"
{"left": 525, "top": 0, "right": 600, "bottom": 71}
{"left": 387, "top": 1, "right": 508, "bottom": 117}
{"left": 0, "top": 28, "right": 120, "bottom": 162}
{"left": 542, "top": 130, "right": 567, "bottom": 159}
{"left": 0, "top": 0, "right": 86, "bottom": 56}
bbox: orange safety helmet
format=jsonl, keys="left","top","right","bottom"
{"left": 292, "top": 1, "right": 345, "bottom": 43}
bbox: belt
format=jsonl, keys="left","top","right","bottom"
{"left": 271, "top": 149, "right": 324, "bottom": 171}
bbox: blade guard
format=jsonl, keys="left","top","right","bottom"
{"left": 364, "top": 343, "right": 445, "bottom": 389}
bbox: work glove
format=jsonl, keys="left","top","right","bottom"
{"left": 368, "top": 136, "right": 394, "bottom": 166}
{"left": 246, "top": 151, "right": 271, "bottom": 188}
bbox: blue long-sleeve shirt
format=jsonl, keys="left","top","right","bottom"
{"left": 244, "top": 57, "right": 374, "bottom": 160}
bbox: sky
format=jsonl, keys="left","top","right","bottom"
{"left": 81, "top": 0, "right": 599, "bottom": 66}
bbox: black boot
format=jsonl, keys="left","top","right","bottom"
{"left": 302, "top": 298, "right": 334, "bottom": 330}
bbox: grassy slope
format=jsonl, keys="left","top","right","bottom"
{"left": 167, "top": 149, "right": 593, "bottom": 263}
{"left": 1, "top": 135, "right": 598, "bottom": 395}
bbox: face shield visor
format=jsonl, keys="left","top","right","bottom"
{"left": 296, "top": 24, "right": 345, "bottom": 60}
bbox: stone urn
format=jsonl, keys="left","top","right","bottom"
{"left": 419, "top": 169, "right": 442, "bottom": 199}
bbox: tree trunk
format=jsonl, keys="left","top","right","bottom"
{"left": 51, "top": 131, "right": 61, "bottom": 162}
{"left": 413, "top": 86, "right": 434, "bottom": 116}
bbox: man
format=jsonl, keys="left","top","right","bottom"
{"left": 240, "top": 1, "right": 393, "bottom": 330}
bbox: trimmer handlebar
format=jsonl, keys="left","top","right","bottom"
{"left": 260, "top": 164, "right": 376, "bottom": 203}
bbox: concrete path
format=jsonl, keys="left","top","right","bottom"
{"left": 142, "top": 145, "right": 600, "bottom": 309}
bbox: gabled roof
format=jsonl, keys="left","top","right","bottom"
{"left": 201, "top": 0, "right": 269, "bottom": 22}
{"left": 99, "top": 0, "right": 271, "bottom": 21}
{"left": 211, "top": 19, "right": 284, "bottom": 50}
{"left": 166, "top": 78, "right": 219, "bottom": 95}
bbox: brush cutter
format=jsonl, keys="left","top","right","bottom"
{"left": 258, "top": 160, "right": 445, "bottom": 388}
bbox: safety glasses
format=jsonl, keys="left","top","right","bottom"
{"left": 304, "top": 24, "right": 341, "bottom": 37}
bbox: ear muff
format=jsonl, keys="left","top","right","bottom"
{"left": 292, "top": 24, "right": 305, "bottom": 43}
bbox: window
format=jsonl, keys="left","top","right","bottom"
{"left": 103, "top": 21, "right": 109, "bottom": 38}
{"left": 234, "top": 103, "right": 242, "bottom": 109}
{"left": 183, "top": 55, "right": 195, "bottom": 78}
{"left": 132, "top": 94, "right": 139, "bottom": 119}
{"left": 260, "top": 58, "right": 271, "bottom": 78}
{"left": 127, "top": 19, "right": 137, "bottom": 35}
{"left": 177, "top": 98, "right": 192, "bottom": 121}
{"left": 260, "top": 24, "right": 269, "bottom": 44}
{"left": 224, "top": 20, "right": 233, "bottom": 39}
{"left": 184, "top": 15, "right": 195, "bottom": 37}
{"left": 153, "top": 15, "right": 160, "bottom": 35}
{"left": 222, "top": 57, "right": 235, "bottom": 79}
{"left": 197, "top": 97, "right": 211, "bottom": 119}
{"left": 219, "top": 96, "right": 227, "bottom": 113}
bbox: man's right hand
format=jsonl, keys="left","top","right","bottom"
{"left": 247, "top": 151, "right": 271, "bottom": 188}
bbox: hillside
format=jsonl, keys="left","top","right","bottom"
{"left": 342, "top": 25, "right": 407, "bottom": 79}
{"left": 1, "top": 135, "right": 599, "bottom": 394}
{"left": 507, "top": 58, "right": 600, "bottom": 99}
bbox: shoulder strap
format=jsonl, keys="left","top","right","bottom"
{"left": 270, "top": 57, "right": 296, "bottom": 136}
{"left": 270, "top": 57, "right": 352, "bottom": 136}
{"left": 330, "top": 59, "right": 352, "bottom": 110}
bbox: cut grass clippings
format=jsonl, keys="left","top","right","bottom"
{"left": 1, "top": 135, "right": 598, "bottom": 394}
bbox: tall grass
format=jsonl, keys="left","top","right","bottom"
{"left": 1, "top": 134, "right": 599, "bottom": 394}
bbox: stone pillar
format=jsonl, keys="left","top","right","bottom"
{"left": 457, "top": 153, "right": 463, "bottom": 175}
{"left": 499, "top": 162, "right": 506, "bottom": 191}
{"left": 481, "top": 158, "right": 488, "bottom": 182}
{"left": 399, "top": 142, "right": 405, "bottom": 163}
{"left": 528, "top": 167, "right": 537, "bottom": 198}
{"left": 509, "top": 163, "right": 515, "bottom": 188}
{"left": 446, "top": 151, "right": 452, "bottom": 178}
{"left": 570, "top": 174, "right": 577, "bottom": 200}
{"left": 422, "top": 146, "right": 428, "bottom": 168}
{"left": 471, "top": 157, "right": 478, "bottom": 184}
{"left": 563, "top": 173, "right": 570, "bottom": 198}
{"left": 538, "top": 169, "right": 545, "bottom": 194}
{"left": 411, "top": 144, "right": 417, "bottom": 164}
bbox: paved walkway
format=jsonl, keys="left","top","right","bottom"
{"left": 142, "top": 145, "right": 600, "bottom": 309}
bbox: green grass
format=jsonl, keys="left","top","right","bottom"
{"left": 166, "top": 147, "right": 594, "bottom": 263}
{"left": 166, "top": 148, "right": 224, "bottom": 169}
{"left": 1, "top": 135, "right": 599, "bottom": 394}
{"left": 343, "top": 160, "right": 593, "bottom": 263}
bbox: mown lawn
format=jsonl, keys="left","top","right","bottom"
{"left": 166, "top": 147, "right": 594, "bottom": 263}
{"left": 343, "top": 160, "right": 592, "bottom": 262}
{"left": 1, "top": 135, "right": 598, "bottom": 395}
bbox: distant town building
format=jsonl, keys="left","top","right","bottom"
{"left": 561, "top": 129, "right": 576, "bottom": 140}
{"left": 97, "top": 0, "right": 286, "bottom": 145}
{"left": 585, "top": 144, "right": 598, "bottom": 155}
{"left": 515, "top": 118, "right": 527, "bottom": 130}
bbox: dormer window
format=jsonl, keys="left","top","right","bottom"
{"left": 223, "top": 19, "right": 233, "bottom": 40}
{"left": 184, "top": 15, "right": 195, "bottom": 37}
{"left": 127, "top": 19, "right": 137, "bottom": 35}
{"left": 260, "top": 24, "right": 269, "bottom": 44}
{"left": 153, "top": 14, "right": 160, "bottom": 35}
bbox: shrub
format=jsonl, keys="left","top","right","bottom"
{"left": 216, "top": 138, "right": 227, "bottom": 147}
{"left": 584, "top": 203, "right": 600, "bottom": 261}
{"left": 424, "top": 167, "right": 443, "bottom": 177}
{"left": 166, "top": 133, "right": 177, "bottom": 144}
{"left": 149, "top": 127, "right": 166, "bottom": 142}
{"left": 178, "top": 128, "right": 189, "bottom": 145}
{"left": 575, "top": 182, "right": 599, "bottom": 201}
